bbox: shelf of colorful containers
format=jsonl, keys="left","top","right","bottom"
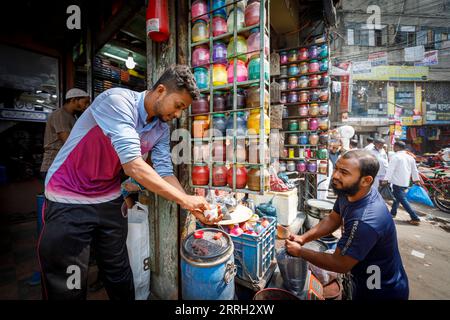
{"left": 197, "top": 79, "right": 270, "bottom": 94}
{"left": 278, "top": 39, "right": 330, "bottom": 179}
{"left": 189, "top": 0, "right": 270, "bottom": 194}
{"left": 279, "top": 44, "right": 329, "bottom": 65}
{"left": 274, "top": 70, "right": 329, "bottom": 80}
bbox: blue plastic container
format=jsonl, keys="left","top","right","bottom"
{"left": 181, "top": 228, "right": 236, "bottom": 300}
{"left": 319, "top": 235, "right": 338, "bottom": 251}
{"left": 212, "top": 0, "right": 226, "bottom": 17}
{"left": 226, "top": 112, "right": 247, "bottom": 136}
{"left": 229, "top": 216, "right": 276, "bottom": 282}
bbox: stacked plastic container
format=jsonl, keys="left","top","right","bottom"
{"left": 189, "top": 0, "right": 271, "bottom": 194}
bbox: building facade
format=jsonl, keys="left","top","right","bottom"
{"left": 331, "top": 0, "right": 450, "bottom": 151}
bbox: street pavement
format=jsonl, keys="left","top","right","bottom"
{"left": 389, "top": 202, "right": 450, "bottom": 300}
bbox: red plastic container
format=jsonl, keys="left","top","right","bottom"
{"left": 227, "top": 166, "right": 247, "bottom": 189}
{"left": 192, "top": 164, "right": 209, "bottom": 185}
{"left": 213, "top": 165, "right": 228, "bottom": 186}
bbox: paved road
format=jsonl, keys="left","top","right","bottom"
{"left": 391, "top": 204, "right": 450, "bottom": 300}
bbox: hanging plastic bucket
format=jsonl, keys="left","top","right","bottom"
{"left": 253, "top": 288, "right": 300, "bottom": 300}
{"left": 180, "top": 228, "right": 236, "bottom": 300}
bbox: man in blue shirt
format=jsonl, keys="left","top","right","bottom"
{"left": 286, "top": 150, "right": 409, "bottom": 300}
{"left": 38, "top": 65, "right": 220, "bottom": 300}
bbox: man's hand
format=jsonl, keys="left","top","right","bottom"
{"left": 181, "top": 195, "right": 210, "bottom": 213}
{"left": 289, "top": 234, "right": 305, "bottom": 245}
{"left": 123, "top": 182, "right": 141, "bottom": 192}
{"left": 285, "top": 239, "right": 303, "bottom": 257}
{"left": 191, "top": 209, "right": 223, "bottom": 226}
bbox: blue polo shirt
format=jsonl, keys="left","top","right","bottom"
{"left": 333, "top": 187, "right": 409, "bottom": 300}
{"left": 45, "top": 88, "right": 173, "bottom": 204}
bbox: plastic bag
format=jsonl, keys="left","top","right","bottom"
{"left": 406, "top": 185, "right": 434, "bottom": 207}
{"left": 308, "top": 250, "right": 338, "bottom": 286}
{"left": 125, "top": 202, "right": 151, "bottom": 300}
{"left": 276, "top": 248, "right": 308, "bottom": 296}
{"left": 378, "top": 184, "right": 394, "bottom": 201}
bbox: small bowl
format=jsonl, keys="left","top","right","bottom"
{"left": 277, "top": 224, "right": 291, "bottom": 240}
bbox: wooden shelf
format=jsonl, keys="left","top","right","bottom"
{"left": 190, "top": 24, "right": 270, "bottom": 47}
{"left": 191, "top": 184, "right": 267, "bottom": 195}
{"left": 280, "top": 86, "right": 328, "bottom": 93}
{"left": 282, "top": 114, "right": 329, "bottom": 120}
{"left": 189, "top": 105, "right": 270, "bottom": 117}
{"left": 272, "top": 71, "right": 329, "bottom": 79}
{"left": 197, "top": 79, "right": 270, "bottom": 94}
{"left": 280, "top": 56, "right": 328, "bottom": 66}
{"left": 283, "top": 145, "right": 321, "bottom": 148}
{"left": 283, "top": 100, "right": 329, "bottom": 106}
{"left": 279, "top": 158, "right": 321, "bottom": 161}
{"left": 280, "top": 129, "right": 327, "bottom": 134}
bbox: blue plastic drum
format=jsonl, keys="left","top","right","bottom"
{"left": 181, "top": 228, "right": 236, "bottom": 300}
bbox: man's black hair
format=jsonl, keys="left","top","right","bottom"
{"left": 394, "top": 141, "right": 406, "bottom": 150}
{"left": 340, "top": 149, "right": 380, "bottom": 184}
{"left": 152, "top": 64, "right": 200, "bottom": 100}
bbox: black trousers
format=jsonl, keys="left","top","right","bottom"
{"left": 38, "top": 197, "right": 134, "bottom": 300}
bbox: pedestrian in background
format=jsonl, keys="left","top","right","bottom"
{"left": 383, "top": 141, "right": 421, "bottom": 226}
{"left": 370, "top": 137, "right": 389, "bottom": 190}
{"left": 364, "top": 136, "right": 374, "bottom": 151}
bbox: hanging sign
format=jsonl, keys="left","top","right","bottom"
{"left": 404, "top": 45, "right": 425, "bottom": 62}
{"left": 368, "top": 52, "right": 388, "bottom": 67}
{"left": 415, "top": 50, "right": 439, "bottom": 67}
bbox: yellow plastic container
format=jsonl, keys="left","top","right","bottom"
{"left": 247, "top": 109, "right": 270, "bottom": 135}
{"left": 212, "top": 64, "right": 227, "bottom": 86}
{"left": 193, "top": 115, "right": 210, "bottom": 138}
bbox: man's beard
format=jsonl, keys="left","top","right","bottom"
{"left": 331, "top": 178, "right": 361, "bottom": 197}
{"left": 153, "top": 99, "right": 167, "bottom": 122}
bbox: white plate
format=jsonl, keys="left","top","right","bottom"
{"left": 217, "top": 205, "right": 253, "bottom": 226}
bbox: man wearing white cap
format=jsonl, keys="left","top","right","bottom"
{"left": 40, "top": 88, "right": 90, "bottom": 178}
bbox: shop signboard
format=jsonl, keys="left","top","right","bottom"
{"left": 415, "top": 51, "right": 439, "bottom": 67}
{"left": 0, "top": 108, "right": 49, "bottom": 123}
{"left": 404, "top": 45, "right": 425, "bottom": 62}
{"left": 353, "top": 66, "right": 429, "bottom": 81}
{"left": 401, "top": 115, "right": 423, "bottom": 126}
{"left": 338, "top": 62, "right": 351, "bottom": 113}
{"left": 368, "top": 52, "right": 388, "bottom": 67}
{"left": 401, "top": 126, "right": 408, "bottom": 140}
{"left": 426, "top": 103, "right": 450, "bottom": 124}
{"left": 352, "top": 61, "right": 372, "bottom": 74}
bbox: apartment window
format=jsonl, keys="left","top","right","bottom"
{"left": 395, "top": 26, "right": 416, "bottom": 47}
{"left": 350, "top": 81, "right": 388, "bottom": 118}
{"left": 375, "top": 29, "right": 383, "bottom": 46}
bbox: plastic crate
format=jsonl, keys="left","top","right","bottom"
{"left": 229, "top": 216, "right": 276, "bottom": 283}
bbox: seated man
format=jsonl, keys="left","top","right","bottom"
{"left": 286, "top": 150, "right": 409, "bottom": 300}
